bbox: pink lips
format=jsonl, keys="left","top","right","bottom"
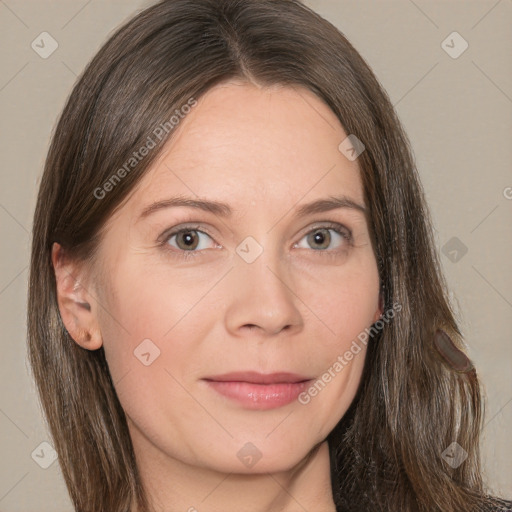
{"left": 202, "top": 371, "right": 314, "bottom": 410}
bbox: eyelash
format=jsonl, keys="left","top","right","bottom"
{"left": 159, "top": 222, "right": 353, "bottom": 260}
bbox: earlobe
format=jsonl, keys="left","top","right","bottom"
{"left": 51, "top": 242, "right": 103, "bottom": 350}
{"left": 373, "top": 293, "right": 384, "bottom": 323}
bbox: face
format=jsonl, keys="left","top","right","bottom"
{"left": 71, "top": 82, "right": 382, "bottom": 474}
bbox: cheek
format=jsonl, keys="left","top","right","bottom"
{"left": 295, "top": 256, "right": 380, "bottom": 345}
{"left": 97, "top": 247, "right": 380, "bottom": 393}
{"left": 94, "top": 258, "right": 214, "bottom": 404}
{"left": 293, "top": 269, "right": 378, "bottom": 433}
{"left": 93, "top": 243, "right": 381, "bottom": 459}
{"left": 292, "top": 257, "right": 379, "bottom": 405}
{"left": 97, "top": 255, "right": 209, "bottom": 344}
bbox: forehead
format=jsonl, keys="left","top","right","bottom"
{"left": 120, "top": 81, "right": 365, "bottom": 221}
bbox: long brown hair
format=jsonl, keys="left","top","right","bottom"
{"left": 27, "top": 0, "right": 503, "bottom": 510}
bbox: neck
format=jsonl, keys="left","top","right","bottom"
{"left": 131, "top": 432, "right": 337, "bottom": 512}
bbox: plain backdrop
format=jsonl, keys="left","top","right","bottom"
{"left": 0, "top": 1, "right": 511, "bottom": 510}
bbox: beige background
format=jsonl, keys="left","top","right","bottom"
{"left": 0, "top": 0, "right": 511, "bottom": 510}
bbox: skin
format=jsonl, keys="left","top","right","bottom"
{"left": 53, "top": 81, "right": 382, "bottom": 512}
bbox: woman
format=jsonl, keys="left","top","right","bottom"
{"left": 27, "top": 0, "right": 512, "bottom": 510}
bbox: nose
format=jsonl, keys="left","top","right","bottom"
{"left": 224, "top": 249, "right": 304, "bottom": 338}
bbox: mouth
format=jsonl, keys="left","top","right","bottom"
{"left": 201, "top": 371, "right": 314, "bottom": 410}
{"left": 203, "top": 371, "right": 313, "bottom": 384}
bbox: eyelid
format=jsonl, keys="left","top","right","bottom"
{"left": 158, "top": 223, "right": 218, "bottom": 244}
{"left": 158, "top": 220, "right": 351, "bottom": 242}
{"left": 296, "top": 221, "right": 352, "bottom": 240}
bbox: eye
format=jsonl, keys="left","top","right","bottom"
{"left": 164, "top": 226, "right": 218, "bottom": 253}
{"left": 294, "top": 224, "right": 352, "bottom": 251}
{"left": 159, "top": 221, "right": 352, "bottom": 260}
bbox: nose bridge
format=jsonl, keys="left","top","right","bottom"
{"left": 224, "top": 234, "right": 303, "bottom": 336}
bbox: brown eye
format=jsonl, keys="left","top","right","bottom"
{"left": 175, "top": 230, "right": 200, "bottom": 250}
{"left": 165, "top": 228, "right": 216, "bottom": 252}
{"left": 296, "top": 225, "right": 351, "bottom": 252}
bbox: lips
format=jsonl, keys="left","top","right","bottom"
{"left": 203, "top": 371, "right": 313, "bottom": 384}
{"left": 202, "top": 371, "right": 315, "bottom": 410}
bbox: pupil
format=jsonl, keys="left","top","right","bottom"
{"left": 180, "top": 231, "right": 197, "bottom": 249}
{"left": 311, "top": 228, "right": 330, "bottom": 249}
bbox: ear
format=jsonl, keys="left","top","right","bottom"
{"left": 51, "top": 242, "right": 103, "bottom": 350}
{"left": 372, "top": 291, "right": 384, "bottom": 323}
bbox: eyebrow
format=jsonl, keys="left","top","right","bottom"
{"left": 137, "top": 194, "right": 366, "bottom": 221}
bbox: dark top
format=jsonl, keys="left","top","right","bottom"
{"left": 484, "top": 497, "right": 512, "bottom": 511}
